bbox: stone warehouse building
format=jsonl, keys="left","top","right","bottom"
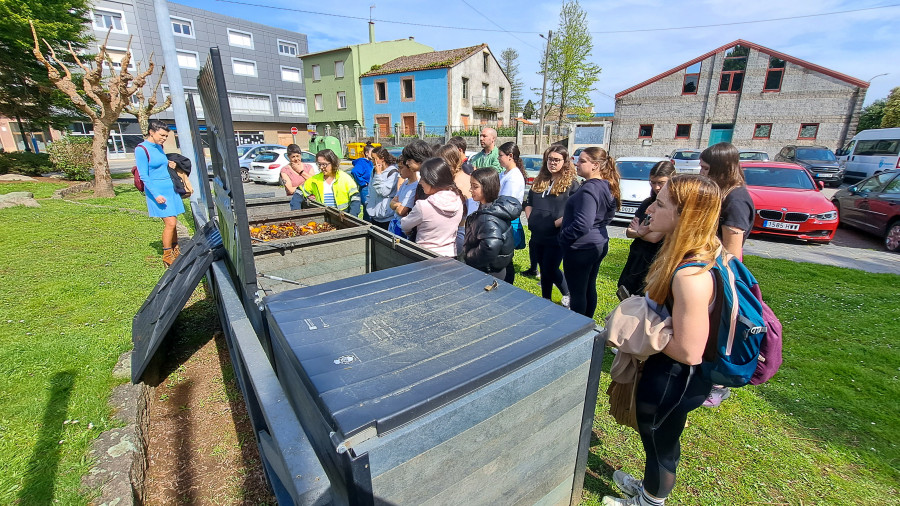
{"left": 609, "top": 39, "right": 869, "bottom": 158}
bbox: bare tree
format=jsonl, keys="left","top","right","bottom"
{"left": 125, "top": 63, "right": 172, "bottom": 135}
{"left": 31, "top": 22, "right": 160, "bottom": 197}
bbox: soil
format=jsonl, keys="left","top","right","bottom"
{"left": 144, "top": 292, "right": 275, "bottom": 505}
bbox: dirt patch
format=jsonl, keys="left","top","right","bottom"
{"left": 144, "top": 292, "right": 275, "bottom": 504}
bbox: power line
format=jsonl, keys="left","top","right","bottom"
{"left": 458, "top": 0, "right": 541, "bottom": 50}
{"left": 213, "top": 0, "right": 900, "bottom": 35}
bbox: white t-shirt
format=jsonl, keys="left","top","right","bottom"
{"left": 499, "top": 168, "right": 526, "bottom": 204}
{"left": 395, "top": 180, "right": 418, "bottom": 217}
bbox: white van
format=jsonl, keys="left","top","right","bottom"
{"left": 837, "top": 128, "right": 900, "bottom": 183}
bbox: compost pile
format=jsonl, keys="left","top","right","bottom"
{"left": 250, "top": 221, "right": 336, "bottom": 241}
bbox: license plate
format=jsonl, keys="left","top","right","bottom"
{"left": 620, "top": 206, "right": 637, "bottom": 214}
{"left": 816, "top": 173, "right": 826, "bottom": 178}
{"left": 763, "top": 220, "right": 800, "bottom": 231}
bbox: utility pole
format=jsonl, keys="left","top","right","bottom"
{"left": 538, "top": 30, "right": 552, "bottom": 154}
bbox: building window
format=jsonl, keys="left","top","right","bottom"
{"left": 162, "top": 85, "right": 204, "bottom": 119}
{"left": 227, "top": 29, "right": 253, "bottom": 49}
{"left": 227, "top": 92, "right": 271, "bottom": 115}
{"left": 314, "top": 94, "right": 323, "bottom": 111}
{"left": 401, "top": 77, "right": 414, "bottom": 101}
{"left": 675, "top": 124, "right": 691, "bottom": 139}
{"left": 335, "top": 61, "right": 345, "bottom": 78}
{"left": 176, "top": 50, "right": 199, "bottom": 70}
{"left": 499, "top": 87, "right": 505, "bottom": 104}
{"left": 462, "top": 77, "right": 469, "bottom": 99}
{"left": 639, "top": 124, "right": 654, "bottom": 138}
{"left": 231, "top": 59, "right": 257, "bottom": 77}
{"left": 375, "top": 80, "right": 387, "bottom": 103}
{"left": 278, "top": 96, "right": 307, "bottom": 117}
{"left": 312, "top": 64, "right": 321, "bottom": 81}
{"left": 280, "top": 66, "right": 301, "bottom": 82}
{"left": 278, "top": 39, "right": 298, "bottom": 57}
{"left": 764, "top": 57, "right": 786, "bottom": 92}
{"left": 798, "top": 123, "right": 819, "bottom": 140}
{"left": 92, "top": 9, "right": 126, "bottom": 33}
{"left": 171, "top": 17, "right": 193, "bottom": 38}
{"left": 682, "top": 62, "right": 700, "bottom": 95}
{"left": 719, "top": 45, "right": 748, "bottom": 93}
{"left": 753, "top": 123, "right": 772, "bottom": 139}
{"left": 483, "top": 53, "right": 489, "bottom": 72}
{"left": 104, "top": 47, "right": 135, "bottom": 71}
{"left": 337, "top": 91, "right": 347, "bottom": 109}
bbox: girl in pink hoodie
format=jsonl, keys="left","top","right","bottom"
{"left": 401, "top": 157, "right": 466, "bottom": 256}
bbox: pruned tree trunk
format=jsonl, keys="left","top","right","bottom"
{"left": 91, "top": 123, "right": 114, "bottom": 197}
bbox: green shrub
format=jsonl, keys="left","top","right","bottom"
{"left": 0, "top": 152, "right": 53, "bottom": 177}
{"left": 450, "top": 127, "right": 518, "bottom": 137}
{"left": 46, "top": 136, "right": 93, "bottom": 181}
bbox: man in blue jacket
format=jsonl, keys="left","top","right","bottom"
{"left": 351, "top": 143, "right": 374, "bottom": 220}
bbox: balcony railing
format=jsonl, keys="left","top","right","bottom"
{"left": 471, "top": 96, "right": 504, "bottom": 112}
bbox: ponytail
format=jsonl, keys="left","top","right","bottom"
{"left": 583, "top": 147, "right": 621, "bottom": 209}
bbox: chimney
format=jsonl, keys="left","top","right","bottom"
{"left": 409, "top": 36, "right": 414, "bottom": 40}
{"left": 369, "top": 21, "right": 375, "bottom": 44}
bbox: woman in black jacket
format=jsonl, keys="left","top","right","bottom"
{"left": 559, "top": 147, "right": 620, "bottom": 318}
{"left": 524, "top": 146, "right": 579, "bottom": 305}
{"left": 464, "top": 168, "right": 523, "bottom": 279}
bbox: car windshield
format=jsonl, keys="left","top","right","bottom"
{"left": 617, "top": 161, "right": 657, "bottom": 179}
{"left": 522, "top": 157, "right": 543, "bottom": 171}
{"left": 254, "top": 152, "right": 280, "bottom": 163}
{"left": 236, "top": 146, "right": 252, "bottom": 156}
{"left": 739, "top": 152, "right": 766, "bottom": 160}
{"left": 795, "top": 148, "right": 836, "bottom": 161}
{"left": 673, "top": 151, "right": 700, "bottom": 160}
{"left": 744, "top": 167, "right": 815, "bottom": 190}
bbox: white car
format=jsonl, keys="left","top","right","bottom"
{"left": 615, "top": 157, "right": 670, "bottom": 222}
{"left": 668, "top": 149, "right": 702, "bottom": 174}
{"left": 739, "top": 149, "right": 770, "bottom": 161}
{"left": 248, "top": 149, "right": 318, "bottom": 184}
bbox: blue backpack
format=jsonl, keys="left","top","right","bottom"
{"left": 677, "top": 253, "right": 773, "bottom": 387}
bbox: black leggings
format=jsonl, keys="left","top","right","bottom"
{"left": 562, "top": 243, "right": 607, "bottom": 318}
{"left": 531, "top": 238, "right": 569, "bottom": 300}
{"left": 635, "top": 353, "right": 713, "bottom": 499}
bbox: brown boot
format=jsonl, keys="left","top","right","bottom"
{"left": 172, "top": 244, "right": 181, "bottom": 260}
{"left": 162, "top": 247, "right": 175, "bottom": 267}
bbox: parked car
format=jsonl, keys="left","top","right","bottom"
{"left": 667, "top": 149, "right": 702, "bottom": 174}
{"left": 742, "top": 161, "right": 838, "bottom": 243}
{"left": 773, "top": 145, "right": 843, "bottom": 187}
{"left": 739, "top": 149, "right": 770, "bottom": 161}
{"left": 614, "top": 157, "right": 669, "bottom": 222}
{"left": 248, "top": 149, "right": 317, "bottom": 185}
{"left": 208, "top": 143, "right": 287, "bottom": 182}
{"left": 836, "top": 128, "right": 900, "bottom": 183}
{"left": 521, "top": 154, "right": 542, "bottom": 187}
{"left": 831, "top": 169, "right": 900, "bottom": 251}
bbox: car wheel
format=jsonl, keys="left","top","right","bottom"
{"left": 885, "top": 220, "right": 900, "bottom": 252}
{"left": 241, "top": 167, "right": 250, "bottom": 183}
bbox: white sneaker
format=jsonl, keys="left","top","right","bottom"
{"left": 613, "top": 470, "right": 642, "bottom": 497}
{"left": 602, "top": 495, "right": 641, "bottom": 506}
{"left": 561, "top": 295, "right": 570, "bottom": 308}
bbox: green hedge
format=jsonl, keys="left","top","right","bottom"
{"left": 0, "top": 152, "right": 53, "bottom": 177}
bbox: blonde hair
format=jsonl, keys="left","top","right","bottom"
{"left": 644, "top": 175, "right": 723, "bottom": 304}
{"left": 582, "top": 146, "right": 621, "bottom": 209}
{"left": 531, "top": 145, "right": 576, "bottom": 196}
{"left": 437, "top": 144, "right": 464, "bottom": 176}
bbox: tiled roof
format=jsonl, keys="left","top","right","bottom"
{"left": 360, "top": 44, "right": 486, "bottom": 77}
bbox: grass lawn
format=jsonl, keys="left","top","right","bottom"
{"left": 1, "top": 181, "right": 897, "bottom": 504}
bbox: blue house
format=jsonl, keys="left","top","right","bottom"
{"left": 360, "top": 44, "right": 512, "bottom": 136}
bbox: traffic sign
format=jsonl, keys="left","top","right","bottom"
{"left": 290, "top": 126, "right": 299, "bottom": 135}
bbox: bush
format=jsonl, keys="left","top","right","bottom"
{"left": 0, "top": 152, "right": 53, "bottom": 177}
{"left": 46, "top": 136, "right": 93, "bottom": 181}
{"left": 450, "top": 127, "right": 518, "bottom": 137}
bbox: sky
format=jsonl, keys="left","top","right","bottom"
{"left": 176, "top": 0, "right": 900, "bottom": 112}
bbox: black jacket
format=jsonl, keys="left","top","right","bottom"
{"left": 463, "top": 196, "right": 523, "bottom": 273}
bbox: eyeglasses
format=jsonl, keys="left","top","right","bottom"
{"left": 547, "top": 157, "right": 565, "bottom": 164}
{"left": 317, "top": 162, "right": 330, "bottom": 167}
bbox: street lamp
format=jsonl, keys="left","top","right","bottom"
{"left": 538, "top": 30, "right": 552, "bottom": 153}
{"left": 868, "top": 73, "right": 889, "bottom": 83}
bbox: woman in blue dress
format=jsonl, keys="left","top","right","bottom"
{"left": 135, "top": 121, "right": 184, "bottom": 267}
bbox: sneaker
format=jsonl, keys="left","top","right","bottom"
{"left": 602, "top": 495, "right": 641, "bottom": 506}
{"left": 561, "top": 295, "right": 570, "bottom": 308}
{"left": 702, "top": 386, "right": 732, "bottom": 408}
{"left": 612, "top": 470, "right": 642, "bottom": 497}
{"left": 522, "top": 268, "right": 538, "bottom": 277}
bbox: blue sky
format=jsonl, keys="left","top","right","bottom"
{"left": 178, "top": 0, "right": 900, "bottom": 111}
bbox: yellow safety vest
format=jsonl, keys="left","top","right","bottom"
{"left": 301, "top": 171, "right": 360, "bottom": 211}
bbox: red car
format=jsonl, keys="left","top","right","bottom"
{"left": 742, "top": 161, "right": 838, "bottom": 243}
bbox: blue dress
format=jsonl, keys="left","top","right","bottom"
{"left": 135, "top": 141, "right": 184, "bottom": 218}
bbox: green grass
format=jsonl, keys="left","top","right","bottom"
{"left": 2, "top": 182, "right": 897, "bottom": 504}
{"left": 508, "top": 241, "right": 900, "bottom": 504}
{"left": 0, "top": 182, "right": 69, "bottom": 199}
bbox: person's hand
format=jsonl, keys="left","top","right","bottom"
{"left": 629, "top": 216, "right": 641, "bottom": 230}
{"left": 554, "top": 217, "right": 563, "bottom": 228}
{"left": 168, "top": 161, "right": 176, "bottom": 169}
{"left": 307, "top": 194, "right": 316, "bottom": 201}
{"left": 155, "top": 195, "right": 166, "bottom": 204}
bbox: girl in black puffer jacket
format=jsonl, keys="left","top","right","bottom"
{"left": 464, "top": 168, "right": 523, "bottom": 280}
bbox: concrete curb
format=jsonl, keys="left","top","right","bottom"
{"left": 82, "top": 352, "right": 149, "bottom": 505}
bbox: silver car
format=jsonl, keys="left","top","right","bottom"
{"left": 668, "top": 149, "right": 702, "bottom": 174}
{"left": 739, "top": 149, "right": 770, "bottom": 161}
